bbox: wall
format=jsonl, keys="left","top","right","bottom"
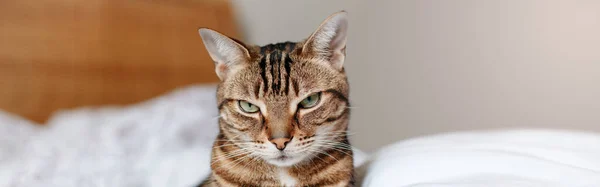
{"left": 232, "top": 0, "right": 600, "bottom": 152}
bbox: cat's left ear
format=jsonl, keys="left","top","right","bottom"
{"left": 302, "top": 11, "right": 348, "bottom": 71}
{"left": 198, "top": 28, "right": 251, "bottom": 80}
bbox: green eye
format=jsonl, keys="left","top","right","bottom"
{"left": 238, "top": 101, "right": 259, "bottom": 113}
{"left": 299, "top": 93, "right": 321, "bottom": 108}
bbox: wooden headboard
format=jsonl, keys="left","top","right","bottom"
{"left": 0, "top": 0, "right": 238, "bottom": 123}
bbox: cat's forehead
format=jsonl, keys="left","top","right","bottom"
{"left": 258, "top": 42, "right": 298, "bottom": 55}
{"left": 218, "top": 41, "right": 346, "bottom": 101}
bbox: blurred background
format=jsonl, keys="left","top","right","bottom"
{"left": 2, "top": 0, "right": 600, "bottom": 152}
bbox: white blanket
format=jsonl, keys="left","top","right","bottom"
{"left": 362, "top": 129, "right": 600, "bottom": 187}
{"left": 1, "top": 85, "right": 221, "bottom": 187}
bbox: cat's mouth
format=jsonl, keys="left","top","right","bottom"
{"left": 264, "top": 153, "right": 304, "bottom": 167}
{"left": 275, "top": 155, "right": 289, "bottom": 161}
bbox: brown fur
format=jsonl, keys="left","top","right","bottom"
{"left": 198, "top": 11, "right": 353, "bottom": 187}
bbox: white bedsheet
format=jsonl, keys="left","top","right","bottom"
{"left": 362, "top": 129, "right": 600, "bottom": 187}
{"left": 0, "top": 84, "right": 367, "bottom": 187}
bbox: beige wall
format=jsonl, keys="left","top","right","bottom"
{"left": 232, "top": 0, "right": 600, "bottom": 152}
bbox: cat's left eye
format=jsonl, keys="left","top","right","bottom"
{"left": 238, "top": 101, "right": 260, "bottom": 113}
{"left": 299, "top": 92, "right": 321, "bottom": 109}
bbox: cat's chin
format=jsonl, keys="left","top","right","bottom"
{"left": 264, "top": 155, "right": 306, "bottom": 167}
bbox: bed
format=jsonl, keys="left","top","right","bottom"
{"left": 2, "top": 1, "right": 600, "bottom": 186}
{"left": 2, "top": 85, "right": 600, "bottom": 186}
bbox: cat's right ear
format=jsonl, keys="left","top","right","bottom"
{"left": 302, "top": 11, "right": 348, "bottom": 71}
{"left": 198, "top": 28, "right": 250, "bottom": 80}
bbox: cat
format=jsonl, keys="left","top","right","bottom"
{"left": 197, "top": 11, "right": 353, "bottom": 187}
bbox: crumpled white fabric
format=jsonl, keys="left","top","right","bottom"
{"left": 362, "top": 129, "right": 600, "bottom": 187}
{"left": 0, "top": 84, "right": 368, "bottom": 187}
{"left": 0, "top": 85, "right": 220, "bottom": 187}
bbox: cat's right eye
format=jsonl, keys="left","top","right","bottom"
{"left": 299, "top": 92, "right": 321, "bottom": 109}
{"left": 238, "top": 100, "right": 260, "bottom": 113}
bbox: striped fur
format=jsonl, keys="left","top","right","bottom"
{"left": 198, "top": 11, "right": 352, "bottom": 187}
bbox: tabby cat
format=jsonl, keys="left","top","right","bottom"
{"left": 197, "top": 11, "right": 353, "bottom": 187}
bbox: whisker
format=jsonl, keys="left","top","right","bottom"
{"left": 212, "top": 142, "right": 255, "bottom": 149}
{"left": 242, "top": 154, "right": 261, "bottom": 169}
{"left": 327, "top": 146, "right": 354, "bottom": 158}
{"left": 321, "top": 130, "right": 356, "bottom": 134}
{"left": 299, "top": 149, "right": 318, "bottom": 167}
{"left": 317, "top": 141, "right": 352, "bottom": 147}
{"left": 213, "top": 140, "right": 253, "bottom": 143}
{"left": 317, "top": 134, "right": 355, "bottom": 139}
{"left": 212, "top": 154, "right": 244, "bottom": 166}
{"left": 211, "top": 115, "right": 223, "bottom": 120}
{"left": 218, "top": 152, "right": 255, "bottom": 171}
{"left": 212, "top": 137, "right": 250, "bottom": 143}
{"left": 306, "top": 148, "right": 328, "bottom": 163}
{"left": 318, "top": 131, "right": 357, "bottom": 136}
{"left": 314, "top": 142, "right": 354, "bottom": 152}
{"left": 317, "top": 141, "right": 353, "bottom": 148}
{"left": 308, "top": 147, "right": 338, "bottom": 161}
{"left": 212, "top": 133, "right": 245, "bottom": 141}
{"left": 211, "top": 149, "right": 250, "bottom": 164}
{"left": 317, "top": 140, "right": 353, "bottom": 145}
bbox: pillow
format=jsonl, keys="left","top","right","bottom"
{"left": 361, "top": 129, "right": 600, "bottom": 187}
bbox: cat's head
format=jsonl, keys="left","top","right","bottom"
{"left": 198, "top": 11, "right": 349, "bottom": 167}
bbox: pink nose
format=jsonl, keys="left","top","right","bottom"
{"left": 269, "top": 137, "right": 292, "bottom": 150}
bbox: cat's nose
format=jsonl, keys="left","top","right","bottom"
{"left": 269, "top": 137, "right": 292, "bottom": 151}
